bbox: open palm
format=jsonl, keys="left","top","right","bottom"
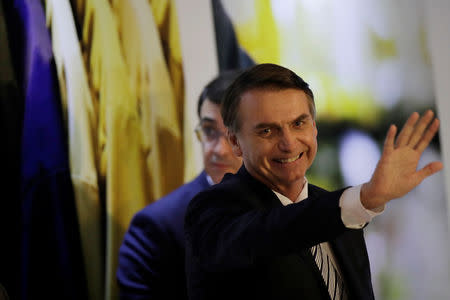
{"left": 361, "top": 110, "right": 443, "bottom": 209}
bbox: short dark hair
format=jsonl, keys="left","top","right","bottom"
{"left": 221, "top": 63, "right": 315, "bottom": 133}
{"left": 197, "top": 70, "right": 243, "bottom": 118}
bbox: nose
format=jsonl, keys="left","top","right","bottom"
{"left": 213, "top": 135, "right": 233, "bottom": 156}
{"left": 278, "top": 129, "right": 296, "bottom": 152}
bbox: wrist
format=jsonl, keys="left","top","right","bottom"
{"left": 360, "top": 182, "right": 388, "bottom": 210}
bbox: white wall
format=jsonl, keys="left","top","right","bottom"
{"left": 175, "top": 0, "right": 219, "bottom": 181}
{"left": 425, "top": 0, "right": 450, "bottom": 230}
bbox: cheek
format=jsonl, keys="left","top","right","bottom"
{"left": 308, "top": 138, "right": 318, "bottom": 160}
{"left": 234, "top": 157, "right": 243, "bottom": 168}
{"left": 203, "top": 144, "right": 214, "bottom": 161}
{"left": 242, "top": 144, "right": 266, "bottom": 165}
{"left": 306, "top": 128, "right": 318, "bottom": 147}
{"left": 311, "top": 141, "right": 318, "bottom": 156}
{"left": 239, "top": 136, "right": 271, "bottom": 163}
{"left": 231, "top": 146, "right": 242, "bottom": 157}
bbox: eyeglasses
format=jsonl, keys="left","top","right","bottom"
{"left": 195, "top": 123, "right": 227, "bottom": 143}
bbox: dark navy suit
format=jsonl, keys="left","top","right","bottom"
{"left": 117, "top": 171, "right": 209, "bottom": 299}
{"left": 185, "top": 166, "right": 374, "bottom": 300}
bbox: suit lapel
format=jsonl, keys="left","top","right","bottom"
{"left": 329, "top": 231, "right": 375, "bottom": 300}
{"left": 236, "top": 168, "right": 331, "bottom": 299}
{"left": 235, "top": 166, "right": 283, "bottom": 210}
{"left": 306, "top": 184, "right": 374, "bottom": 299}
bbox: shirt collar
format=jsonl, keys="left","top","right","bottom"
{"left": 206, "top": 174, "right": 214, "bottom": 186}
{"left": 272, "top": 178, "right": 309, "bottom": 206}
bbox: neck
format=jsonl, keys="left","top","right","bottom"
{"left": 273, "top": 180, "right": 305, "bottom": 202}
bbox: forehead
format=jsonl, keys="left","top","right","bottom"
{"left": 238, "top": 88, "right": 311, "bottom": 125}
{"left": 200, "top": 98, "right": 220, "bottom": 118}
{"left": 200, "top": 99, "right": 227, "bottom": 128}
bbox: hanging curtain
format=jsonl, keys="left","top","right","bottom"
{"left": 12, "top": 0, "right": 88, "bottom": 299}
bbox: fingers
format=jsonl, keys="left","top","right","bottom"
{"left": 417, "top": 161, "right": 444, "bottom": 181}
{"left": 416, "top": 118, "right": 440, "bottom": 153}
{"left": 395, "top": 112, "right": 419, "bottom": 147}
{"left": 407, "top": 110, "right": 435, "bottom": 148}
{"left": 394, "top": 110, "right": 439, "bottom": 153}
{"left": 383, "top": 124, "right": 397, "bottom": 154}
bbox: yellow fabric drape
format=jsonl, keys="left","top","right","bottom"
{"left": 70, "top": 0, "right": 184, "bottom": 298}
{"left": 149, "top": 0, "right": 185, "bottom": 133}
{"left": 230, "top": 0, "right": 280, "bottom": 64}
{"left": 111, "top": 0, "right": 183, "bottom": 201}
{"left": 45, "top": 1, "right": 103, "bottom": 300}
{"left": 79, "top": 0, "right": 148, "bottom": 298}
{"left": 148, "top": 0, "right": 199, "bottom": 182}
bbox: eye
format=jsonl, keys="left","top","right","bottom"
{"left": 258, "top": 128, "right": 272, "bottom": 137}
{"left": 202, "top": 126, "right": 218, "bottom": 139}
{"left": 293, "top": 120, "right": 304, "bottom": 128}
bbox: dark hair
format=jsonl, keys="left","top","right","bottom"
{"left": 221, "top": 63, "right": 315, "bottom": 133}
{"left": 197, "top": 70, "right": 243, "bottom": 118}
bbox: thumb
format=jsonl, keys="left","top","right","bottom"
{"left": 416, "top": 161, "right": 444, "bottom": 181}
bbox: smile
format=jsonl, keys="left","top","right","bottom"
{"left": 274, "top": 152, "right": 303, "bottom": 164}
{"left": 212, "top": 162, "right": 230, "bottom": 168}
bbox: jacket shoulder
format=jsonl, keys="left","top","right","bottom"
{"left": 137, "top": 172, "right": 209, "bottom": 220}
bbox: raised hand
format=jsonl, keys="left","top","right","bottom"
{"left": 361, "top": 110, "right": 443, "bottom": 209}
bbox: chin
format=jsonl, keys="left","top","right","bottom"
{"left": 212, "top": 172, "right": 227, "bottom": 184}
{"left": 279, "top": 173, "right": 304, "bottom": 184}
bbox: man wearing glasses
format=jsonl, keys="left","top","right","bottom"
{"left": 116, "top": 71, "right": 243, "bottom": 299}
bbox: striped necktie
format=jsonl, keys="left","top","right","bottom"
{"left": 311, "top": 243, "right": 347, "bottom": 300}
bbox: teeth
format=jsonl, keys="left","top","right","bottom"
{"left": 277, "top": 153, "right": 301, "bottom": 163}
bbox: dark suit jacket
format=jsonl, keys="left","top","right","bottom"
{"left": 185, "top": 166, "right": 374, "bottom": 300}
{"left": 117, "top": 171, "right": 210, "bottom": 299}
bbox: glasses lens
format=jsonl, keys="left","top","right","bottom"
{"left": 195, "top": 124, "right": 224, "bottom": 143}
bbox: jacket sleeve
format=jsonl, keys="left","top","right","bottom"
{"left": 185, "top": 187, "right": 349, "bottom": 273}
{"left": 117, "top": 210, "right": 173, "bottom": 299}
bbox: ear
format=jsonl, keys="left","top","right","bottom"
{"left": 227, "top": 130, "right": 243, "bottom": 157}
{"left": 312, "top": 120, "right": 318, "bottom": 137}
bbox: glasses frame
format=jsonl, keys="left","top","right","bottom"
{"left": 194, "top": 123, "right": 227, "bottom": 144}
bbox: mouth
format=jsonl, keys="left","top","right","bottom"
{"left": 212, "top": 162, "right": 231, "bottom": 169}
{"left": 274, "top": 152, "right": 304, "bottom": 164}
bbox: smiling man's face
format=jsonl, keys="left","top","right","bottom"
{"left": 229, "top": 88, "right": 317, "bottom": 198}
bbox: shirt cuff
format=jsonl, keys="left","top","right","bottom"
{"left": 339, "top": 185, "right": 385, "bottom": 229}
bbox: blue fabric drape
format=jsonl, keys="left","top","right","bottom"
{"left": 11, "top": 0, "right": 88, "bottom": 299}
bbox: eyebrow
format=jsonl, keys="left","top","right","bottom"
{"left": 253, "top": 113, "right": 311, "bottom": 130}
{"left": 292, "top": 114, "right": 311, "bottom": 123}
{"left": 200, "top": 117, "right": 217, "bottom": 124}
